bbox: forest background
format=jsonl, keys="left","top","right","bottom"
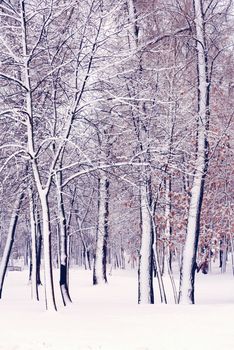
{"left": 0, "top": 0, "right": 233, "bottom": 312}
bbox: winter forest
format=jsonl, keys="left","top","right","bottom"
{"left": 0, "top": 0, "right": 233, "bottom": 349}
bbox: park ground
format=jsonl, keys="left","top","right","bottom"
{"left": 0, "top": 266, "right": 234, "bottom": 350}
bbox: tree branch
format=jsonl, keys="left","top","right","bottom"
{"left": 0, "top": 73, "right": 28, "bottom": 91}
{"left": 61, "top": 162, "right": 150, "bottom": 188}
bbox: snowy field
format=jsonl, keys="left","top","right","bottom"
{"left": 0, "top": 267, "right": 234, "bottom": 350}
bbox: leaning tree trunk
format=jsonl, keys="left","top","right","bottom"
{"left": 0, "top": 191, "right": 25, "bottom": 298}
{"left": 178, "top": 0, "right": 209, "bottom": 304}
{"left": 93, "top": 172, "right": 109, "bottom": 285}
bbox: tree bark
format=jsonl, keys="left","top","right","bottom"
{"left": 163, "top": 176, "right": 178, "bottom": 303}
{"left": 127, "top": 0, "right": 155, "bottom": 304}
{"left": 138, "top": 181, "right": 154, "bottom": 304}
{"left": 35, "top": 211, "right": 42, "bottom": 285}
{"left": 55, "top": 171, "right": 72, "bottom": 305}
{"left": 0, "top": 192, "right": 25, "bottom": 298}
{"left": 29, "top": 188, "right": 39, "bottom": 301}
{"left": 40, "top": 193, "right": 57, "bottom": 311}
{"left": 164, "top": 176, "right": 173, "bottom": 273}
{"left": 20, "top": 0, "right": 57, "bottom": 311}
{"left": 93, "top": 173, "right": 109, "bottom": 285}
{"left": 178, "top": 0, "right": 209, "bottom": 304}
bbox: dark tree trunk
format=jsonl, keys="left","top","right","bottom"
{"left": 56, "top": 171, "right": 72, "bottom": 306}
{"left": 0, "top": 192, "right": 25, "bottom": 298}
{"left": 36, "top": 220, "right": 42, "bottom": 285}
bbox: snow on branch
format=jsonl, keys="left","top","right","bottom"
{"left": 0, "top": 73, "right": 28, "bottom": 91}
{"left": 61, "top": 161, "right": 150, "bottom": 188}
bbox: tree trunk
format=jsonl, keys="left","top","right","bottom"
{"left": 164, "top": 176, "right": 172, "bottom": 272}
{"left": 126, "top": 0, "right": 155, "bottom": 304}
{"left": 0, "top": 192, "right": 25, "bottom": 298}
{"left": 93, "top": 173, "right": 109, "bottom": 285}
{"left": 138, "top": 182, "right": 154, "bottom": 304}
{"left": 20, "top": 0, "right": 57, "bottom": 311}
{"left": 221, "top": 236, "right": 227, "bottom": 274}
{"left": 178, "top": 0, "right": 209, "bottom": 304}
{"left": 56, "top": 171, "right": 72, "bottom": 305}
{"left": 163, "top": 176, "right": 178, "bottom": 303}
{"left": 36, "top": 211, "right": 42, "bottom": 285}
{"left": 40, "top": 193, "right": 57, "bottom": 311}
{"left": 29, "top": 188, "right": 39, "bottom": 301}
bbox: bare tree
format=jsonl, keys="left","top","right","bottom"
{"left": 179, "top": 0, "right": 233, "bottom": 303}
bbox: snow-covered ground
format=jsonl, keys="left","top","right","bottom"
{"left": 0, "top": 267, "right": 234, "bottom": 350}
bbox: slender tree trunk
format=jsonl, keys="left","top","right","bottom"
{"left": 163, "top": 176, "right": 173, "bottom": 275}
{"left": 230, "top": 235, "right": 234, "bottom": 276}
{"left": 0, "top": 192, "right": 25, "bottom": 298}
{"left": 121, "top": 247, "right": 125, "bottom": 269}
{"left": 221, "top": 236, "right": 227, "bottom": 274}
{"left": 29, "top": 188, "right": 39, "bottom": 301}
{"left": 75, "top": 211, "right": 92, "bottom": 271}
{"left": 126, "top": 0, "right": 155, "bottom": 304}
{"left": 163, "top": 177, "right": 178, "bottom": 303}
{"left": 153, "top": 242, "right": 167, "bottom": 304}
{"left": 21, "top": 0, "right": 57, "bottom": 311}
{"left": 40, "top": 193, "right": 57, "bottom": 311}
{"left": 36, "top": 211, "right": 42, "bottom": 285}
{"left": 138, "top": 181, "right": 154, "bottom": 304}
{"left": 179, "top": 0, "right": 209, "bottom": 304}
{"left": 55, "top": 171, "right": 72, "bottom": 305}
{"left": 82, "top": 242, "right": 91, "bottom": 270}
{"left": 93, "top": 173, "right": 109, "bottom": 285}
